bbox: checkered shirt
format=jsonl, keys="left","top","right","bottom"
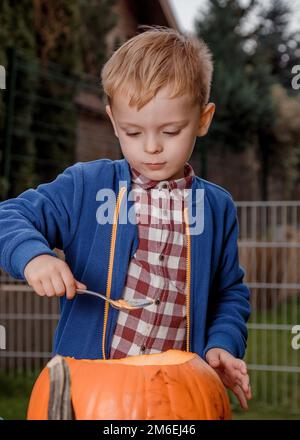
{"left": 109, "top": 162, "right": 195, "bottom": 358}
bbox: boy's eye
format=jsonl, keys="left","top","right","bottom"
{"left": 126, "top": 131, "right": 181, "bottom": 137}
{"left": 164, "top": 131, "right": 181, "bottom": 136}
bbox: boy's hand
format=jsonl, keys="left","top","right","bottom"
{"left": 24, "top": 254, "right": 87, "bottom": 300}
{"left": 205, "top": 348, "right": 252, "bottom": 410}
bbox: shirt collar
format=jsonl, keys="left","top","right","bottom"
{"left": 129, "top": 162, "right": 195, "bottom": 191}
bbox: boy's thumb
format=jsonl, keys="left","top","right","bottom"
{"left": 206, "top": 352, "right": 220, "bottom": 368}
{"left": 75, "top": 280, "right": 87, "bottom": 289}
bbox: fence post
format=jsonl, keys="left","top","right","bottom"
{"left": 2, "top": 46, "right": 17, "bottom": 200}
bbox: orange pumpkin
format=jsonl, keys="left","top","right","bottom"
{"left": 27, "top": 349, "right": 231, "bottom": 420}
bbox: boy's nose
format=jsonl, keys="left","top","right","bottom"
{"left": 143, "top": 140, "right": 163, "bottom": 154}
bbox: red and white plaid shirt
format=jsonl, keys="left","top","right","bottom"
{"left": 109, "top": 162, "right": 195, "bottom": 359}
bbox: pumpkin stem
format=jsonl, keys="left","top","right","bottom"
{"left": 47, "top": 355, "right": 74, "bottom": 420}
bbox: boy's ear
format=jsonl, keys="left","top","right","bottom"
{"left": 105, "top": 105, "right": 119, "bottom": 138}
{"left": 197, "top": 103, "right": 215, "bottom": 137}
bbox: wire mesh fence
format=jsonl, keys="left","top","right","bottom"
{"left": 238, "top": 201, "right": 300, "bottom": 411}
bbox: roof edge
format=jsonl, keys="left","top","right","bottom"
{"left": 158, "top": 0, "right": 182, "bottom": 33}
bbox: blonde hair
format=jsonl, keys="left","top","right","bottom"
{"left": 100, "top": 25, "right": 213, "bottom": 111}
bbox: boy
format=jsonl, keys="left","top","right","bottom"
{"left": 0, "top": 26, "right": 251, "bottom": 410}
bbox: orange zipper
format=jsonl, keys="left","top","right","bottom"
{"left": 102, "top": 186, "right": 127, "bottom": 359}
{"left": 183, "top": 206, "right": 191, "bottom": 352}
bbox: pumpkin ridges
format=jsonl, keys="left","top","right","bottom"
{"left": 130, "top": 363, "right": 147, "bottom": 419}
{"left": 189, "top": 357, "right": 231, "bottom": 419}
{"left": 27, "top": 366, "right": 50, "bottom": 420}
{"left": 181, "top": 360, "right": 209, "bottom": 419}
{"left": 27, "top": 350, "right": 232, "bottom": 420}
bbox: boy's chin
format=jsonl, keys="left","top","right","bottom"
{"left": 143, "top": 166, "right": 185, "bottom": 181}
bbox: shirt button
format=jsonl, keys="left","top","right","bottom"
{"left": 141, "top": 345, "right": 146, "bottom": 352}
{"left": 161, "top": 183, "right": 168, "bottom": 189}
{"left": 155, "top": 299, "right": 160, "bottom": 305}
{"left": 159, "top": 254, "right": 164, "bottom": 261}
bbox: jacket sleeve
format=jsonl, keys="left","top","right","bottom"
{"left": 204, "top": 198, "right": 251, "bottom": 359}
{"left": 0, "top": 163, "right": 83, "bottom": 280}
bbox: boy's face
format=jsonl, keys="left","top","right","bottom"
{"left": 105, "top": 85, "right": 215, "bottom": 180}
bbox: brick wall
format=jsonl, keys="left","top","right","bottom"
{"left": 205, "top": 144, "right": 261, "bottom": 201}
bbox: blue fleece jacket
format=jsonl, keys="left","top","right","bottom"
{"left": 0, "top": 158, "right": 250, "bottom": 360}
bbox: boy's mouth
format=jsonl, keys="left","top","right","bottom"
{"left": 144, "top": 162, "right": 166, "bottom": 169}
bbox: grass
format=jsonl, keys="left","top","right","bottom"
{"left": 243, "top": 297, "right": 300, "bottom": 412}
{"left": 0, "top": 371, "right": 38, "bottom": 420}
{"left": 233, "top": 404, "right": 300, "bottom": 420}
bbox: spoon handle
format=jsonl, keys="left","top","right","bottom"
{"left": 76, "top": 289, "right": 118, "bottom": 307}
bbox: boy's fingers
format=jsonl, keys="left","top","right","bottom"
{"left": 33, "top": 280, "right": 46, "bottom": 297}
{"left": 226, "top": 356, "right": 246, "bottom": 372}
{"left": 52, "top": 275, "right": 67, "bottom": 297}
{"left": 233, "top": 384, "right": 248, "bottom": 410}
{"left": 241, "top": 360, "right": 247, "bottom": 374}
{"left": 244, "top": 380, "right": 252, "bottom": 399}
{"left": 247, "top": 385, "right": 252, "bottom": 400}
{"left": 61, "top": 270, "right": 77, "bottom": 299}
{"left": 66, "top": 281, "right": 76, "bottom": 299}
{"left": 219, "top": 350, "right": 237, "bottom": 369}
{"left": 42, "top": 278, "right": 56, "bottom": 297}
{"left": 241, "top": 374, "right": 251, "bottom": 394}
{"left": 234, "top": 370, "right": 243, "bottom": 386}
{"left": 235, "top": 359, "right": 247, "bottom": 374}
{"left": 234, "top": 370, "right": 251, "bottom": 396}
{"left": 75, "top": 279, "right": 87, "bottom": 289}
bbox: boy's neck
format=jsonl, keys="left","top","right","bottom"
{"left": 128, "top": 162, "right": 195, "bottom": 191}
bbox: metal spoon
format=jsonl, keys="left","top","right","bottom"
{"left": 76, "top": 288, "right": 155, "bottom": 310}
